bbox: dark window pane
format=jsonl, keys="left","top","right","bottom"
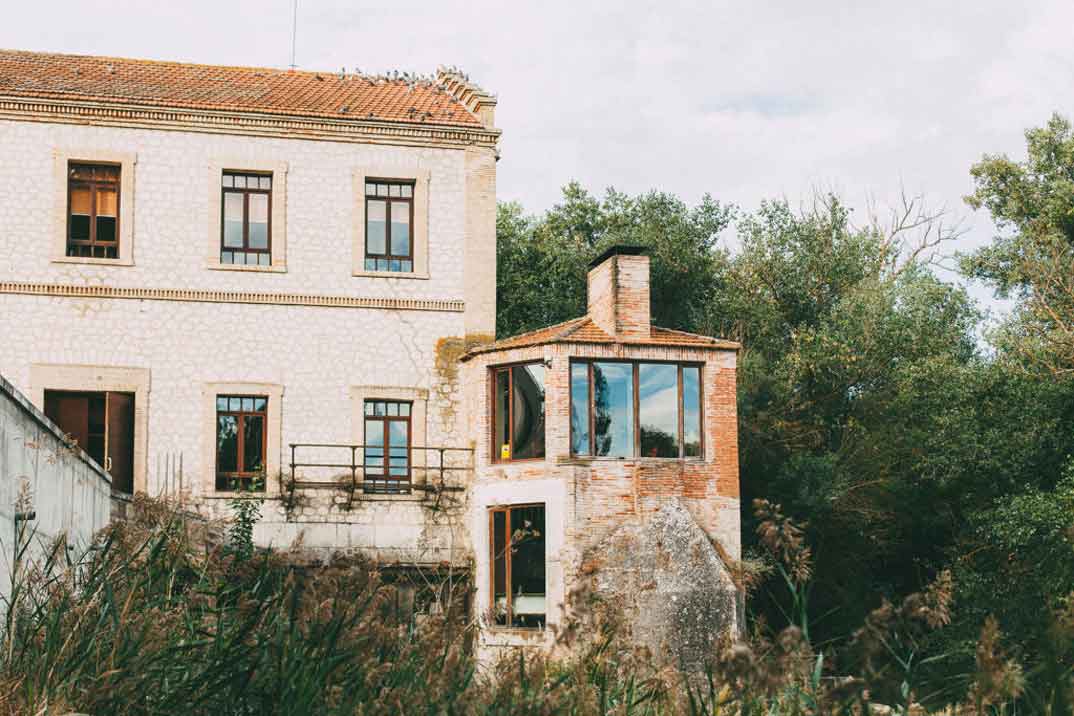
{"left": 639, "top": 363, "right": 679, "bottom": 457}
{"left": 390, "top": 202, "right": 411, "bottom": 257}
{"left": 96, "top": 216, "right": 116, "bottom": 243}
{"left": 683, "top": 367, "right": 702, "bottom": 457}
{"left": 229, "top": 397, "right": 242, "bottom": 411}
{"left": 217, "top": 414, "right": 238, "bottom": 474}
{"left": 244, "top": 415, "right": 264, "bottom": 474}
{"left": 492, "top": 510, "right": 507, "bottom": 626}
{"left": 69, "top": 214, "right": 90, "bottom": 241}
{"left": 366, "top": 199, "right": 387, "bottom": 255}
{"left": 494, "top": 370, "right": 509, "bottom": 460}
{"left": 570, "top": 363, "right": 590, "bottom": 455}
{"left": 593, "top": 363, "right": 634, "bottom": 457}
{"left": 510, "top": 505, "right": 546, "bottom": 628}
{"left": 511, "top": 364, "right": 545, "bottom": 459}
{"left": 217, "top": 397, "right": 228, "bottom": 411}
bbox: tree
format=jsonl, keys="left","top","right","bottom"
{"left": 963, "top": 113, "right": 1074, "bottom": 375}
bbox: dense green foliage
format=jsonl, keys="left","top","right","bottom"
{"left": 496, "top": 119, "right": 1074, "bottom": 707}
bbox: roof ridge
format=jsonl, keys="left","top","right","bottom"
{"left": 0, "top": 48, "right": 440, "bottom": 84}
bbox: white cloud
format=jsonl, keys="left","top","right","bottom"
{"left": 4, "top": 0, "right": 1072, "bottom": 315}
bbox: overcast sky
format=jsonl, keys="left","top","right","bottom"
{"left": 5, "top": 1, "right": 1073, "bottom": 314}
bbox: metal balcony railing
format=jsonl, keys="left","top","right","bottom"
{"left": 284, "top": 443, "right": 471, "bottom": 510}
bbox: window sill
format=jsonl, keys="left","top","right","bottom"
{"left": 351, "top": 269, "right": 429, "bottom": 280}
{"left": 482, "top": 626, "right": 550, "bottom": 646}
{"left": 207, "top": 262, "right": 286, "bottom": 274}
{"left": 51, "top": 255, "right": 133, "bottom": 267}
{"left": 559, "top": 455, "right": 707, "bottom": 465}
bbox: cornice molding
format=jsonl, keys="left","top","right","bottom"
{"left": 0, "top": 281, "right": 465, "bottom": 313}
{"left": 0, "top": 96, "right": 501, "bottom": 150}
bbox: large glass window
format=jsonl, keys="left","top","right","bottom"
{"left": 571, "top": 361, "right": 703, "bottom": 459}
{"left": 216, "top": 395, "right": 267, "bottom": 491}
{"left": 221, "top": 171, "right": 272, "bottom": 266}
{"left": 365, "top": 180, "right": 414, "bottom": 272}
{"left": 492, "top": 363, "right": 546, "bottom": 461}
{"left": 363, "top": 400, "right": 412, "bottom": 494}
{"left": 67, "top": 163, "right": 120, "bottom": 259}
{"left": 490, "top": 504, "right": 546, "bottom": 629}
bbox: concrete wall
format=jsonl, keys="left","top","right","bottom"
{"left": 0, "top": 374, "right": 112, "bottom": 598}
{"left": 0, "top": 117, "right": 496, "bottom": 561}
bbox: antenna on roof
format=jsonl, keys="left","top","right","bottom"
{"left": 288, "top": 0, "right": 299, "bottom": 70}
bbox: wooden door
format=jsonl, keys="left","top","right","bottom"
{"left": 106, "top": 392, "right": 135, "bottom": 494}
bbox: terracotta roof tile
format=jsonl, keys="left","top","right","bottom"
{"left": 463, "top": 318, "right": 738, "bottom": 359}
{"left": 0, "top": 49, "right": 484, "bottom": 127}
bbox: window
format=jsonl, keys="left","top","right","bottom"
{"left": 44, "top": 390, "right": 135, "bottom": 494}
{"left": 364, "top": 400, "right": 412, "bottom": 494}
{"left": 67, "top": 163, "right": 120, "bottom": 259}
{"left": 221, "top": 172, "right": 272, "bottom": 266}
{"left": 364, "top": 180, "right": 414, "bottom": 272}
{"left": 489, "top": 504, "right": 546, "bottom": 628}
{"left": 570, "top": 361, "right": 703, "bottom": 459}
{"left": 216, "top": 395, "right": 268, "bottom": 491}
{"left": 492, "top": 363, "right": 546, "bottom": 461}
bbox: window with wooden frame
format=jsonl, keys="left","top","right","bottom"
{"left": 67, "top": 162, "right": 120, "bottom": 259}
{"left": 363, "top": 399, "right": 412, "bottom": 494}
{"left": 221, "top": 171, "right": 272, "bottom": 266}
{"left": 489, "top": 504, "right": 546, "bottom": 629}
{"left": 492, "top": 363, "right": 546, "bottom": 462}
{"left": 215, "top": 395, "right": 268, "bottom": 491}
{"left": 44, "top": 390, "right": 135, "bottom": 494}
{"left": 364, "top": 180, "right": 414, "bottom": 272}
{"left": 570, "top": 361, "right": 702, "bottom": 459}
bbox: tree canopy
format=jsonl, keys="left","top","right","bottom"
{"left": 497, "top": 121, "right": 1074, "bottom": 702}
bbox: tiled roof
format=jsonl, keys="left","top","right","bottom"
{"left": 463, "top": 317, "right": 739, "bottom": 359}
{"left": 0, "top": 49, "right": 484, "bottom": 127}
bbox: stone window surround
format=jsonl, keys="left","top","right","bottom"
{"left": 29, "top": 363, "right": 150, "bottom": 493}
{"left": 51, "top": 149, "right": 137, "bottom": 267}
{"left": 349, "top": 385, "right": 429, "bottom": 497}
{"left": 352, "top": 167, "right": 431, "bottom": 280}
{"left": 201, "top": 381, "right": 284, "bottom": 496}
{"left": 207, "top": 160, "right": 289, "bottom": 273}
{"left": 473, "top": 478, "right": 565, "bottom": 646}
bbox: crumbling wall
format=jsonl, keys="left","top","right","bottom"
{"left": 585, "top": 499, "right": 739, "bottom": 666}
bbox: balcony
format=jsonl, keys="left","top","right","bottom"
{"left": 283, "top": 442, "right": 472, "bottom": 510}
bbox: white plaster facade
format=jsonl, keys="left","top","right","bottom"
{"left": 0, "top": 79, "right": 498, "bottom": 567}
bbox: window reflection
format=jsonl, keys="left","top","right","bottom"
{"left": 683, "top": 366, "right": 702, "bottom": 457}
{"left": 593, "top": 362, "right": 634, "bottom": 457}
{"left": 570, "top": 363, "right": 590, "bottom": 455}
{"left": 639, "top": 363, "right": 679, "bottom": 457}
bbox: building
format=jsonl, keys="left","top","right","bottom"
{"left": 0, "top": 49, "right": 741, "bottom": 661}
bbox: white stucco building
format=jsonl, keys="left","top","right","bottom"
{"left": 0, "top": 49, "right": 742, "bottom": 662}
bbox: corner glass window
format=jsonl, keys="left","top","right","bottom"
{"left": 571, "top": 361, "right": 703, "bottom": 459}
{"left": 365, "top": 180, "right": 414, "bottom": 272}
{"left": 492, "top": 363, "right": 546, "bottom": 461}
{"left": 490, "top": 504, "right": 546, "bottom": 629}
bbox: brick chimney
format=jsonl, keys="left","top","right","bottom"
{"left": 587, "top": 246, "right": 651, "bottom": 340}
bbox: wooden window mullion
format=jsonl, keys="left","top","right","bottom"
{"left": 505, "top": 509, "right": 513, "bottom": 625}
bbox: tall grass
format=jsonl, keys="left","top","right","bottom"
{"left": 0, "top": 496, "right": 1067, "bottom": 715}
